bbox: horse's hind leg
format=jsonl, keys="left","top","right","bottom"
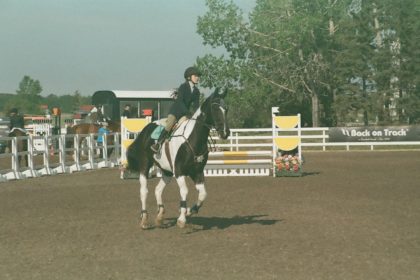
{"left": 139, "top": 173, "right": 151, "bottom": 229}
{"left": 187, "top": 172, "right": 207, "bottom": 216}
{"left": 154, "top": 174, "right": 172, "bottom": 227}
{"left": 175, "top": 176, "right": 189, "bottom": 228}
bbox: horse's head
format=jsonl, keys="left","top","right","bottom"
{"left": 202, "top": 87, "right": 230, "bottom": 140}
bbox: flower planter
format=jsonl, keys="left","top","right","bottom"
{"left": 274, "top": 166, "right": 303, "bottom": 177}
{"left": 274, "top": 154, "right": 303, "bottom": 177}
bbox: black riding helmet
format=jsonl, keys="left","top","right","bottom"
{"left": 10, "top": 108, "right": 18, "bottom": 114}
{"left": 184, "top": 66, "right": 201, "bottom": 80}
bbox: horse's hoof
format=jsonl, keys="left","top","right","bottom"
{"left": 155, "top": 216, "right": 164, "bottom": 227}
{"left": 186, "top": 204, "right": 200, "bottom": 217}
{"left": 140, "top": 223, "right": 151, "bottom": 230}
{"left": 177, "top": 219, "right": 186, "bottom": 228}
{"left": 155, "top": 206, "right": 165, "bottom": 227}
{"left": 140, "top": 213, "right": 150, "bottom": 230}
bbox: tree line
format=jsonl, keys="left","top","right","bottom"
{"left": 195, "top": 0, "right": 420, "bottom": 128}
{"left": 1, "top": 76, "right": 91, "bottom": 116}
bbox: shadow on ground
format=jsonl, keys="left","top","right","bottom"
{"left": 160, "top": 214, "right": 281, "bottom": 233}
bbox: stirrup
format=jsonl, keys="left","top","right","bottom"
{"left": 151, "top": 143, "right": 161, "bottom": 153}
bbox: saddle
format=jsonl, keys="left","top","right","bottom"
{"left": 151, "top": 116, "right": 188, "bottom": 140}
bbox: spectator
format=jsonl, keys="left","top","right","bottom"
{"left": 122, "top": 104, "right": 131, "bottom": 118}
{"left": 97, "top": 122, "right": 110, "bottom": 158}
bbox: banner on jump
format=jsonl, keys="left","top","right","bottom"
{"left": 328, "top": 125, "right": 420, "bottom": 142}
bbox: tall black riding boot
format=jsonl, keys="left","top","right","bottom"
{"left": 151, "top": 130, "right": 169, "bottom": 153}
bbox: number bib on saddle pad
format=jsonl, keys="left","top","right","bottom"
{"left": 151, "top": 116, "right": 189, "bottom": 140}
{"left": 151, "top": 125, "right": 165, "bottom": 140}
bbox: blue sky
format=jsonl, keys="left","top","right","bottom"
{"left": 0, "top": 0, "right": 255, "bottom": 96}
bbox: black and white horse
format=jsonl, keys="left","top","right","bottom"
{"left": 126, "top": 88, "right": 230, "bottom": 229}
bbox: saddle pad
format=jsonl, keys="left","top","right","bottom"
{"left": 151, "top": 125, "right": 165, "bottom": 140}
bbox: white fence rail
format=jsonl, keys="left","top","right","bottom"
{"left": 1, "top": 127, "right": 420, "bottom": 181}
{"left": 220, "top": 127, "right": 420, "bottom": 152}
{"left": 0, "top": 133, "right": 120, "bottom": 182}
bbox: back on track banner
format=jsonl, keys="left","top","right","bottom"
{"left": 328, "top": 125, "right": 420, "bottom": 142}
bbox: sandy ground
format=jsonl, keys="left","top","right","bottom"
{"left": 0, "top": 151, "right": 419, "bottom": 280}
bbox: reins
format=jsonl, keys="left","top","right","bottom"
{"left": 169, "top": 102, "right": 223, "bottom": 163}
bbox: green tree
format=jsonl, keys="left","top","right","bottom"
{"left": 4, "top": 76, "right": 43, "bottom": 114}
{"left": 197, "top": 0, "right": 419, "bottom": 127}
{"left": 44, "top": 94, "right": 60, "bottom": 110}
{"left": 16, "top": 75, "right": 42, "bottom": 96}
{"left": 333, "top": 0, "right": 420, "bottom": 125}
{"left": 333, "top": 0, "right": 379, "bottom": 125}
{"left": 198, "top": 0, "right": 349, "bottom": 127}
{"left": 383, "top": 0, "right": 420, "bottom": 123}
{"left": 42, "top": 91, "right": 90, "bottom": 114}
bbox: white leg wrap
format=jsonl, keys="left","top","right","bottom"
{"left": 155, "top": 175, "right": 171, "bottom": 206}
{"left": 195, "top": 183, "right": 207, "bottom": 203}
{"left": 176, "top": 176, "right": 189, "bottom": 223}
{"left": 176, "top": 176, "right": 189, "bottom": 201}
{"left": 139, "top": 174, "right": 148, "bottom": 211}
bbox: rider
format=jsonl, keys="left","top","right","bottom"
{"left": 88, "top": 104, "right": 106, "bottom": 123}
{"left": 8, "top": 108, "right": 25, "bottom": 132}
{"left": 151, "top": 66, "right": 201, "bottom": 153}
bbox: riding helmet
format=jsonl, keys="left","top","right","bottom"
{"left": 184, "top": 66, "right": 201, "bottom": 79}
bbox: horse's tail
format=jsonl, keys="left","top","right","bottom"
{"left": 126, "top": 123, "right": 157, "bottom": 172}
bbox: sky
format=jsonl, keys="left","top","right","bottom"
{"left": 0, "top": 0, "right": 255, "bottom": 96}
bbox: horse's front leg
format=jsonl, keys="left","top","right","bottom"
{"left": 175, "top": 176, "right": 189, "bottom": 228}
{"left": 187, "top": 172, "right": 207, "bottom": 217}
{"left": 139, "top": 173, "right": 151, "bottom": 229}
{"left": 154, "top": 175, "right": 172, "bottom": 227}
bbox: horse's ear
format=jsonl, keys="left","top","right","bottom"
{"left": 220, "top": 87, "right": 228, "bottom": 98}
{"left": 214, "top": 86, "right": 228, "bottom": 98}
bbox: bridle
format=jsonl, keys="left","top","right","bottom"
{"left": 172, "top": 97, "right": 228, "bottom": 162}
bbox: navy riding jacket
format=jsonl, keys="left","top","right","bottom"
{"left": 9, "top": 114, "right": 25, "bottom": 130}
{"left": 169, "top": 81, "right": 200, "bottom": 119}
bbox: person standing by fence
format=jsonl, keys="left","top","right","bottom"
{"left": 97, "top": 122, "right": 109, "bottom": 158}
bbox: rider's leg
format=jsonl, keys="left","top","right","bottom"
{"left": 151, "top": 114, "right": 177, "bottom": 152}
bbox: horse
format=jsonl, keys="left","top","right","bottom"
{"left": 126, "top": 88, "right": 230, "bottom": 229}
{"left": 8, "top": 128, "right": 29, "bottom": 168}
{"left": 66, "top": 120, "right": 120, "bottom": 158}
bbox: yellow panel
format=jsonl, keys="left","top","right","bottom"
{"left": 122, "top": 118, "right": 149, "bottom": 133}
{"left": 274, "top": 137, "right": 299, "bottom": 151}
{"left": 274, "top": 116, "right": 299, "bottom": 129}
{"left": 122, "top": 139, "right": 134, "bottom": 149}
{"left": 223, "top": 160, "right": 250, "bottom": 164}
{"left": 222, "top": 151, "right": 248, "bottom": 157}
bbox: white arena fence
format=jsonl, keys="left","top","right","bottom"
{"left": 0, "top": 132, "right": 120, "bottom": 182}
{"left": 1, "top": 127, "right": 420, "bottom": 182}
{"left": 222, "top": 127, "right": 420, "bottom": 152}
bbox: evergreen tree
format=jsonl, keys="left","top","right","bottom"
{"left": 4, "top": 76, "right": 43, "bottom": 114}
